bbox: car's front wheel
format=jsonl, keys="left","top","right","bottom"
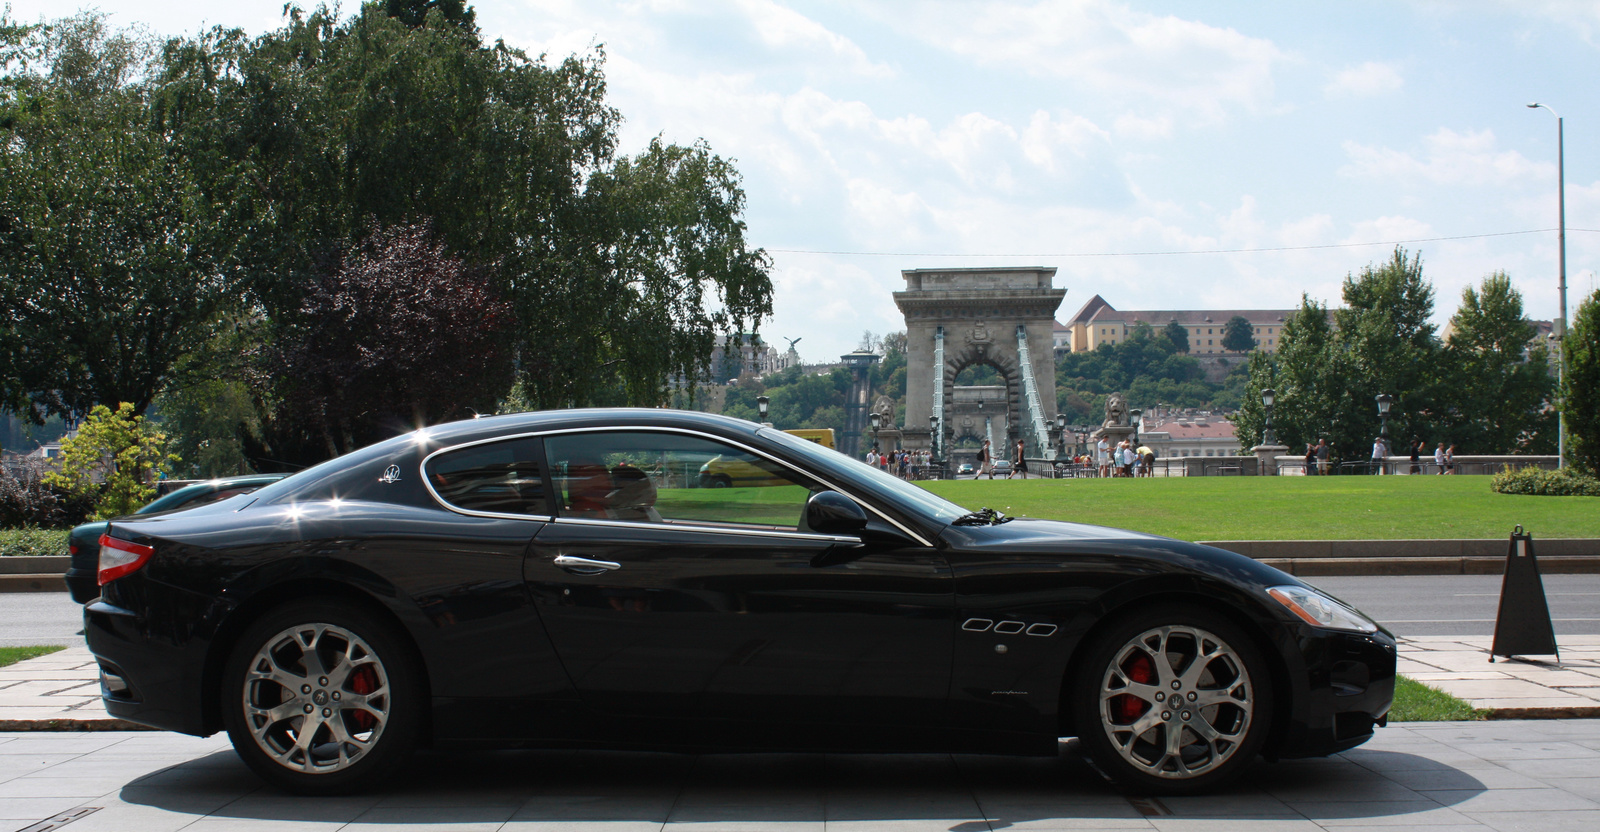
{"left": 221, "top": 600, "right": 422, "bottom": 794}
{"left": 1073, "top": 605, "right": 1271, "bottom": 794}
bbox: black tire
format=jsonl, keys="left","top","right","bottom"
{"left": 709, "top": 475, "right": 732, "bottom": 488}
{"left": 221, "top": 599, "right": 423, "bottom": 794}
{"left": 1072, "top": 604, "right": 1272, "bottom": 794}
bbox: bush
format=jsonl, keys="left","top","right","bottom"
{"left": 1491, "top": 465, "right": 1600, "bottom": 497}
{"left": 0, "top": 528, "right": 70, "bottom": 557}
{"left": 0, "top": 460, "right": 96, "bottom": 529}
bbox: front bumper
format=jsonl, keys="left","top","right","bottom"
{"left": 1276, "top": 627, "right": 1397, "bottom": 758}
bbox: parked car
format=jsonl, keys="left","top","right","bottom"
{"left": 65, "top": 474, "right": 286, "bottom": 603}
{"left": 86, "top": 409, "right": 1394, "bottom": 795}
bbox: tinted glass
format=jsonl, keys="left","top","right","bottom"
{"left": 543, "top": 431, "right": 818, "bottom": 530}
{"left": 425, "top": 437, "right": 548, "bottom": 516}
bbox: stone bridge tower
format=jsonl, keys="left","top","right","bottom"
{"left": 893, "top": 267, "right": 1066, "bottom": 460}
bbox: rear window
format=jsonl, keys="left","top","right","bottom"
{"left": 425, "top": 437, "right": 548, "bottom": 517}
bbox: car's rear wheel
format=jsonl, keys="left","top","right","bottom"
{"left": 1073, "top": 605, "right": 1271, "bottom": 794}
{"left": 222, "top": 600, "right": 422, "bottom": 794}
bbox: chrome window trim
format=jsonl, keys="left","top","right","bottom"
{"left": 557, "top": 516, "right": 863, "bottom": 544}
{"left": 420, "top": 432, "right": 555, "bottom": 523}
{"left": 534, "top": 425, "right": 935, "bottom": 548}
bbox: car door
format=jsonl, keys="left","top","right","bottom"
{"left": 524, "top": 428, "right": 954, "bottom": 748}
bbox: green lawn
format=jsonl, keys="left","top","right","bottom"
{"left": 920, "top": 476, "right": 1600, "bottom": 541}
{"left": 0, "top": 646, "right": 64, "bottom": 668}
{"left": 1390, "top": 675, "right": 1485, "bottom": 721}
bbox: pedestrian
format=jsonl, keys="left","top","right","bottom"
{"left": 1120, "top": 441, "right": 1136, "bottom": 478}
{"left": 1096, "top": 436, "right": 1110, "bottom": 478}
{"left": 1371, "top": 436, "right": 1388, "bottom": 475}
{"left": 865, "top": 448, "right": 878, "bottom": 468}
{"left": 1434, "top": 442, "right": 1446, "bottom": 474}
{"left": 1137, "top": 444, "right": 1154, "bottom": 477}
{"left": 1409, "top": 439, "right": 1421, "bottom": 475}
{"left": 1304, "top": 442, "right": 1317, "bottom": 475}
{"left": 979, "top": 439, "right": 994, "bottom": 479}
{"left": 1316, "top": 438, "right": 1330, "bottom": 476}
{"left": 1010, "top": 439, "right": 1027, "bottom": 479}
{"left": 1445, "top": 444, "right": 1456, "bottom": 475}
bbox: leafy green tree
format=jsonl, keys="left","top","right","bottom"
{"left": 156, "top": 3, "right": 771, "bottom": 414}
{"left": 1221, "top": 316, "right": 1256, "bottom": 353}
{"left": 1565, "top": 289, "right": 1600, "bottom": 477}
{"left": 0, "top": 13, "right": 235, "bottom": 419}
{"left": 1235, "top": 296, "right": 1344, "bottom": 454}
{"left": 1444, "top": 272, "right": 1554, "bottom": 453}
{"left": 1163, "top": 320, "right": 1190, "bottom": 353}
{"left": 1330, "top": 247, "right": 1443, "bottom": 455}
{"left": 45, "top": 403, "right": 177, "bottom": 520}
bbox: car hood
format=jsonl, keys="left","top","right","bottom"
{"left": 939, "top": 516, "right": 1307, "bottom": 591}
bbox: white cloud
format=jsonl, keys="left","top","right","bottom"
{"left": 733, "top": 0, "right": 893, "bottom": 78}
{"left": 1324, "top": 61, "right": 1403, "bottom": 98}
{"left": 896, "top": 0, "right": 1288, "bottom": 125}
{"left": 1340, "top": 128, "right": 1550, "bottom": 186}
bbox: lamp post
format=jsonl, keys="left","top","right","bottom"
{"left": 1528, "top": 102, "right": 1568, "bottom": 469}
{"left": 1260, "top": 388, "right": 1277, "bottom": 446}
{"left": 930, "top": 414, "right": 942, "bottom": 475}
{"left": 1375, "top": 393, "right": 1391, "bottom": 438}
{"left": 869, "top": 411, "right": 881, "bottom": 453}
{"left": 1129, "top": 408, "right": 1142, "bottom": 446}
{"left": 756, "top": 395, "right": 770, "bottom": 427}
{"left": 1054, "top": 413, "right": 1068, "bottom": 463}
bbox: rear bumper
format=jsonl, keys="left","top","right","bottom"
{"left": 83, "top": 583, "right": 226, "bottom": 737}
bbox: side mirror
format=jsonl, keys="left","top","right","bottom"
{"left": 806, "top": 490, "right": 867, "bottom": 536}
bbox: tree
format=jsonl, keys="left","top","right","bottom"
{"left": 1565, "top": 289, "right": 1600, "bottom": 477}
{"left": 262, "top": 222, "right": 515, "bottom": 459}
{"left": 45, "top": 403, "right": 177, "bottom": 520}
{"left": 1221, "top": 316, "right": 1256, "bottom": 353}
{"left": 1234, "top": 296, "right": 1343, "bottom": 453}
{"left": 156, "top": 3, "right": 771, "bottom": 413}
{"left": 0, "top": 13, "right": 235, "bottom": 420}
{"left": 1444, "top": 272, "right": 1554, "bottom": 453}
{"left": 1163, "top": 320, "right": 1190, "bottom": 353}
{"left": 1330, "top": 247, "right": 1443, "bottom": 454}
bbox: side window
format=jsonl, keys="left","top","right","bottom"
{"left": 544, "top": 431, "right": 818, "bottom": 530}
{"left": 426, "top": 437, "right": 548, "bottom": 517}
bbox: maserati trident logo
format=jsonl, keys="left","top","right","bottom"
{"left": 378, "top": 465, "right": 402, "bottom": 484}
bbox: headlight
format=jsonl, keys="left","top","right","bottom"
{"left": 1267, "top": 585, "right": 1379, "bottom": 633}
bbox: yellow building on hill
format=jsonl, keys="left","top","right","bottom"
{"left": 1055, "top": 295, "right": 1299, "bottom": 355}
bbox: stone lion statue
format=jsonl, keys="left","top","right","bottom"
{"left": 1103, "top": 392, "right": 1128, "bottom": 428}
{"left": 872, "top": 395, "right": 897, "bottom": 430}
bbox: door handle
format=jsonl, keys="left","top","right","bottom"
{"left": 553, "top": 555, "right": 622, "bottom": 575}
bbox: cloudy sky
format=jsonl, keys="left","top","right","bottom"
{"left": 15, "top": 1, "right": 1600, "bottom": 362}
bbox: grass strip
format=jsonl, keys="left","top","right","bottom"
{"left": 0, "top": 645, "right": 66, "bottom": 668}
{"left": 919, "top": 476, "right": 1600, "bottom": 541}
{"left": 1389, "top": 674, "right": 1486, "bottom": 722}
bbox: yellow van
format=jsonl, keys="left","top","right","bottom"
{"left": 783, "top": 428, "right": 835, "bottom": 449}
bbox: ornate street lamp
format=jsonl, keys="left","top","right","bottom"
{"left": 869, "top": 411, "right": 881, "bottom": 452}
{"left": 1260, "top": 388, "right": 1278, "bottom": 446}
{"left": 1054, "top": 412, "right": 1068, "bottom": 462}
{"left": 756, "top": 395, "right": 770, "bottom": 426}
{"left": 1375, "top": 393, "right": 1392, "bottom": 438}
{"left": 1129, "top": 408, "right": 1142, "bottom": 446}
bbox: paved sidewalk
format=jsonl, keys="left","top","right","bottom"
{"left": 8, "top": 638, "right": 1600, "bottom": 729}
{"left": 1400, "top": 635, "right": 1600, "bottom": 717}
{"left": 3, "top": 720, "right": 1600, "bottom": 832}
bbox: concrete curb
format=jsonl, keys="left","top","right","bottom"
{"left": 1201, "top": 539, "right": 1600, "bottom": 576}
{"left": 0, "top": 718, "right": 152, "bottom": 731}
{"left": 0, "top": 556, "right": 70, "bottom": 592}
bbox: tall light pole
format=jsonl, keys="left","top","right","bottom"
{"left": 1528, "top": 102, "right": 1567, "bottom": 469}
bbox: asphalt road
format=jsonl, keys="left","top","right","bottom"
{"left": 3, "top": 574, "right": 1598, "bottom": 648}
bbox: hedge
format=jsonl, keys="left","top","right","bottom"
{"left": 1491, "top": 465, "right": 1600, "bottom": 497}
{"left": 0, "top": 528, "right": 69, "bottom": 558}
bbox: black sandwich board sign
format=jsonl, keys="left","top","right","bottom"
{"left": 1490, "top": 525, "right": 1559, "bottom": 663}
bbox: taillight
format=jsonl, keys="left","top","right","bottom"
{"left": 98, "top": 534, "right": 155, "bottom": 585}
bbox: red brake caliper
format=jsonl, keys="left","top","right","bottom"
{"left": 1112, "top": 653, "right": 1155, "bottom": 723}
{"left": 347, "top": 666, "right": 377, "bottom": 732}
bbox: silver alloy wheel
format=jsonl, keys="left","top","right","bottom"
{"left": 1097, "top": 624, "right": 1253, "bottom": 779}
{"left": 242, "top": 623, "right": 390, "bottom": 774}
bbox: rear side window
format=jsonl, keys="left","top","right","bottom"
{"left": 425, "top": 437, "right": 548, "bottom": 517}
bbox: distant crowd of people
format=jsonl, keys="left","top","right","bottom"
{"left": 863, "top": 447, "right": 936, "bottom": 480}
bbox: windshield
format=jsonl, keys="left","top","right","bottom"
{"left": 757, "top": 427, "right": 969, "bottom": 524}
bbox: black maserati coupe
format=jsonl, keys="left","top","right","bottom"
{"left": 85, "top": 409, "right": 1394, "bottom": 795}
